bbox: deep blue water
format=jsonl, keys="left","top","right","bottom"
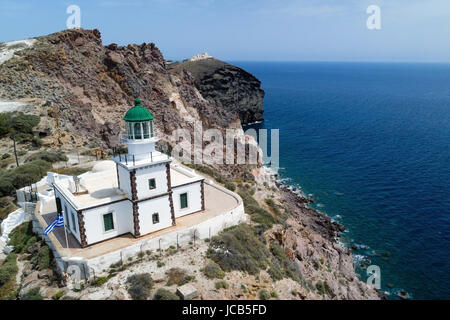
{"left": 234, "top": 62, "right": 450, "bottom": 300}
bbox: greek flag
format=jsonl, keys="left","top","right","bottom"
{"left": 44, "top": 214, "right": 64, "bottom": 235}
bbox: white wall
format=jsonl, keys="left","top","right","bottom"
{"left": 138, "top": 195, "right": 173, "bottom": 235}
{"left": 82, "top": 200, "right": 133, "bottom": 245}
{"left": 117, "top": 165, "right": 131, "bottom": 197}
{"left": 172, "top": 181, "right": 202, "bottom": 218}
{"left": 134, "top": 163, "right": 168, "bottom": 199}
{"left": 54, "top": 188, "right": 81, "bottom": 243}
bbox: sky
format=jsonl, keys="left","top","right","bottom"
{"left": 0, "top": 0, "right": 449, "bottom": 62}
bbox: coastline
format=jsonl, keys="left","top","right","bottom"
{"left": 254, "top": 165, "right": 381, "bottom": 299}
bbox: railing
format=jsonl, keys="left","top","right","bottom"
{"left": 115, "top": 151, "right": 170, "bottom": 166}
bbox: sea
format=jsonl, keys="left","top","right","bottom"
{"left": 234, "top": 61, "right": 450, "bottom": 300}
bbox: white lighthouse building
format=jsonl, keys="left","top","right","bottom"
{"left": 51, "top": 99, "right": 205, "bottom": 247}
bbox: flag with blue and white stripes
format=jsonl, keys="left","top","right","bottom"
{"left": 44, "top": 214, "right": 64, "bottom": 235}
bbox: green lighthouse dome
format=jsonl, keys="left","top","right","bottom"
{"left": 123, "top": 98, "right": 154, "bottom": 122}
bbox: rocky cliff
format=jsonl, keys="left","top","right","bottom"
{"left": 168, "top": 58, "right": 264, "bottom": 125}
{"left": 0, "top": 29, "right": 259, "bottom": 151}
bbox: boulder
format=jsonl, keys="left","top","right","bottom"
{"left": 38, "top": 269, "right": 54, "bottom": 279}
{"left": 176, "top": 284, "right": 198, "bottom": 300}
{"left": 22, "top": 271, "right": 39, "bottom": 288}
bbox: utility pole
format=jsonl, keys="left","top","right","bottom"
{"left": 11, "top": 136, "right": 19, "bottom": 167}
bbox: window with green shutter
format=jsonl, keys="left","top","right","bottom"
{"left": 103, "top": 213, "right": 114, "bottom": 232}
{"left": 149, "top": 178, "right": 156, "bottom": 190}
{"left": 180, "top": 193, "right": 188, "bottom": 209}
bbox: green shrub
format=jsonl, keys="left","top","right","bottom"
{"left": 7, "top": 221, "right": 34, "bottom": 253}
{"left": 207, "top": 224, "right": 270, "bottom": 275}
{"left": 37, "top": 245, "right": 51, "bottom": 270}
{"left": 10, "top": 113, "right": 40, "bottom": 134}
{"left": 0, "top": 197, "right": 18, "bottom": 220}
{"left": 316, "top": 281, "right": 331, "bottom": 296}
{"left": 22, "top": 287, "right": 43, "bottom": 300}
{"left": 258, "top": 289, "right": 270, "bottom": 300}
{"left": 0, "top": 160, "right": 51, "bottom": 197}
{"left": 25, "top": 150, "right": 68, "bottom": 163}
{"left": 215, "top": 280, "right": 229, "bottom": 290}
{"left": 31, "top": 137, "right": 42, "bottom": 148}
{"left": 238, "top": 192, "right": 277, "bottom": 229}
{"left": 0, "top": 280, "right": 18, "bottom": 300}
{"left": 265, "top": 198, "right": 275, "bottom": 207}
{"left": 203, "top": 262, "right": 225, "bottom": 279}
{"left": 225, "top": 181, "right": 236, "bottom": 191}
{"left": 52, "top": 291, "right": 65, "bottom": 300}
{"left": 153, "top": 288, "right": 180, "bottom": 300}
{"left": 268, "top": 242, "right": 301, "bottom": 282}
{"left": 25, "top": 236, "right": 37, "bottom": 251}
{"left": 0, "top": 253, "right": 18, "bottom": 285}
{"left": 271, "top": 290, "right": 278, "bottom": 298}
{"left": 95, "top": 276, "right": 110, "bottom": 286}
{"left": 2, "top": 153, "right": 10, "bottom": 160}
{"left": 53, "top": 166, "right": 91, "bottom": 176}
{"left": 0, "top": 112, "right": 40, "bottom": 144}
{"left": 166, "top": 268, "right": 193, "bottom": 286}
{"left": 127, "top": 273, "right": 153, "bottom": 300}
{"left": 0, "top": 113, "right": 12, "bottom": 137}
{"left": 157, "top": 260, "right": 165, "bottom": 268}
{"left": 268, "top": 264, "right": 284, "bottom": 281}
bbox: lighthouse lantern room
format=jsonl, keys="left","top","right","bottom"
{"left": 121, "top": 98, "right": 158, "bottom": 160}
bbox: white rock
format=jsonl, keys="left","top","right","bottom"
{"left": 0, "top": 39, "right": 36, "bottom": 65}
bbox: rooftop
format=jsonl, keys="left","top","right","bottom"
{"left": 123, "top": 98, "right": 154, "bottom": 122}
{"left": 52, "top": 160, "right": 203, "bottom": 209}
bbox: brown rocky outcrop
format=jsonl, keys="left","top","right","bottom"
{"left": 168, "top": 58, "right": 264, "bottom": 125}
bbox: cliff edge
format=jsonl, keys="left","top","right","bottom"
{"left": 168, "top": 57, "right": 264, "bottom": 125}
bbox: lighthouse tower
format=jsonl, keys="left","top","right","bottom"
{"left": 114, "top": 98, "right": 175, "bottom": 237}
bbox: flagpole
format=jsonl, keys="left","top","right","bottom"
{"left": 62, "top": 210, "right": 71, "bottom": 257}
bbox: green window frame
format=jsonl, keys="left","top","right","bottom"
{"left": 103, "top": 212, "right": 115, "bottom": 232}
{"left": 180, "top": 193, "right": 188, "bottom": 209}
{"left": 149, "top": 178, "right": 156, "bottom": 190}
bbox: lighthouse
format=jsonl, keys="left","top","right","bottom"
{"left": 50, "top": 98, "right": 206, "bottom": 248}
